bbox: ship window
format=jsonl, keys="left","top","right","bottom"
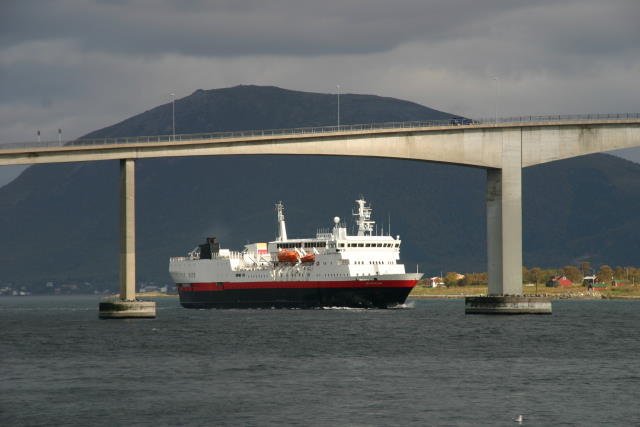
{"left": 339, "top": 243, "right": 345, "bottom": 248}
{"left": 377, "top": 243, "right": 382, "bottom": 247}
{"left": 395, "top": 244, "right": 400, "bottom": 248}
{"left": 357, "top": 243, "right": 364, "bottom": 247}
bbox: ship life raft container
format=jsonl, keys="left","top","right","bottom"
{"left": 277, "top": 250, "right": 299, "bottom": 263}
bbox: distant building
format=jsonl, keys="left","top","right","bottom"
{"left": 427, "top": 276, "right": 444, "bottom": 288}
{"left": 546, "top": 275, "right": 572, "bottom": 288}
{"left": 582, "top": 275, "right": 607, "bottom": 289}
{"left": 139, "top": 285, "right": 160, "bottom": 293}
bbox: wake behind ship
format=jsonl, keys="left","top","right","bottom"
{"left": 169, "top": 197, "right": 422, "bottom": 308}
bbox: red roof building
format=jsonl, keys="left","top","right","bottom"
{"left": 547, "top": 275, "right": 573, "bottom": 287}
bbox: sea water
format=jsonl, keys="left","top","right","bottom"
{"left": 1, "top": 296, "right": 639, "bottom": 426}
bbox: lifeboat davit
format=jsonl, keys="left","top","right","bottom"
{"left": 277, "top": 250, "right": 299, "bottom": 263}
{"left": 300, "top": 253, "right": 315, "bottom": 263}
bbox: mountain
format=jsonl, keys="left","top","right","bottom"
{"left": 1, "top": 85, "right": 639, "bottom": 288}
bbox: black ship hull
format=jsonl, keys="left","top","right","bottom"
{"left": 177, "top": 280, "right": 416, "bottom": 309}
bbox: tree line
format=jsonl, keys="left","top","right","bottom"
{"left": 441, "top": 262, "right": 640, "bottom": 287}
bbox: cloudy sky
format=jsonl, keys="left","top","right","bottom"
{"left": 1, "top": 0, "right": 639, "bottom": 182}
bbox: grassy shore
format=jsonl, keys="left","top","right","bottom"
{"left": 409, "top": 283, "right": 640, "bottom": 299}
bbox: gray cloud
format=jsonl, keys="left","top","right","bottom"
{"left": 7, "top": 0, "right": 636, "bottom": 58}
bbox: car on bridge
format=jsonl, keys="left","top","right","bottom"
{"left": 449, "top": 117, "right": 474, "bottom": 125}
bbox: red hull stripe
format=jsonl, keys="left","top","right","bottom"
{"left": 179, "top": 280, "right": 417, "bottom": 292}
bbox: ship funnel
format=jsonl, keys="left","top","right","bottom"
{"left": 275, "top": 201, "right": 288, "bottom": 241}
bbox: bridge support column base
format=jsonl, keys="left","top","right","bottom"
{"left": 99, "top": 299, "right": 156, "bottom": 319}
{"left": 465, "top": 296, "right": 551, "bottom": 315}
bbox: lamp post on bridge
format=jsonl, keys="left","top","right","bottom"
{"left": 58, "top": 128, "right": 62, "bottom": 144}
{"left": 170, "top": 93, "right": 176, "bottom": 141}
{"left": 337, "top": 84, "right": 340, "bottom": 128}
{"left": 492, "top": 76, "right": 500, "bottom": 125}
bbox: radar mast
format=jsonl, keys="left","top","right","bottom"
{"left": 353, "top": 197, "right": 375, "bottom": 236}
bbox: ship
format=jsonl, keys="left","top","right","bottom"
{"left": 169, "top": 197, "right": 423, "bottom": 308}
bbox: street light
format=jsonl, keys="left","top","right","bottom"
{"left": 170, "top": 93, "right": 176, "bottom": 141}
{"left": 492, "top": 76, "right": 500, "bottom": 125}
{"left": 58, "top": 128, "right": 62, "bottom": 144}
{"left": 337, "top": 84, "right": 340, "bottom": 128}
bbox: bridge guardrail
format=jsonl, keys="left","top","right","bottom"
{"left": 2, "top": 113, "right": 639, "bottom": 150}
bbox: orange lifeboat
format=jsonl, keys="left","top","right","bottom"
{"left": 300, "top": 253, "right": 315, "bottom": 263}
{"left": 277, "top": 250, "right": 299, "bottom": 263}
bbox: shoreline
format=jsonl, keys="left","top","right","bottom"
{"left": 409, "top": 287, "right": 640, "bottom": 300}
{"left": 136, "top": 291, "right": 640, "bottom": 301}
{"left": 5, "top": 290, "right": 640, "bottom": 301}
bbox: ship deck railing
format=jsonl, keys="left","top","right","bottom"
{"left": 213, "top": 251, "right": 243, "bottom": 260}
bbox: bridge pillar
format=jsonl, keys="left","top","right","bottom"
{"left": 99, "top": 158, "right": 155, "bottom": 318}
{"left": 466, "top": 128, "right": 551, "bottom": 314}
{"left": 120, "top": 158, "right": 136, "bottom": 301}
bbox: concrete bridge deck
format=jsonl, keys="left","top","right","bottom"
{"left": 2, "top": 113, "right": 640, "bottom": 315}
{"left": 2, "top": 115, "right": 640, "bottom": 167}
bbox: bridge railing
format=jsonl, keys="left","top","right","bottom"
{"left": 2, "top": 113, "right": 639, "bottom": 150}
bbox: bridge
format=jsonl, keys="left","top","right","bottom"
{"left": 2, "top": 113, "right": 640, "bottom": 315}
